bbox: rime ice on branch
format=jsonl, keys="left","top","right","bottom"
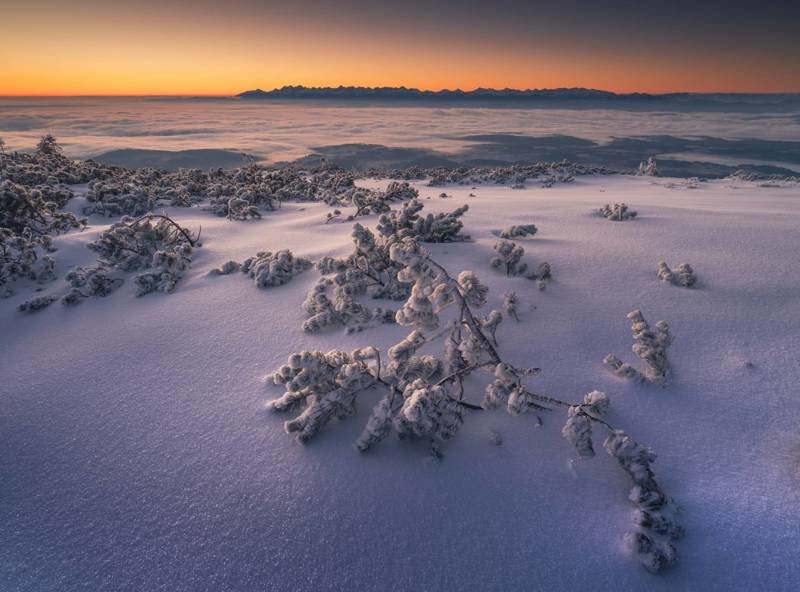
{"left": 267, "top": 240, "right": 682, "bottom": 572}
{"left": 604, "top": 309, "right": 674, "bottom": 385}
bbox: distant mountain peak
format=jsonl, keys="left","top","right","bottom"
{"left": 235, "top": 86, "right": 624, "bottom": 100}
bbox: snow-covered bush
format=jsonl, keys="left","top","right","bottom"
{"left": 598, "top": 203, "right": 637, "bottom": 221}
{"left": 0, "top": 228, "right": 56, "bottom": 298}
{"left": 61, "top": 266, "right": 124, "bottom": 306}
{"left": 604, "top": 310, "right": 674, "bottom": 385}
{"left": 605, "top": 430, "right": 683, "bottom": 572}
{"left": 1, "top": 179, "right": 84, "bottom": 235}
{"left": 89, "top": 214, "right": 199, "bottom": 296}
{"left": 420, "top": 160, "right": 596, "bottom": 188}
{"left": 376, "top": 199, "right": 469, "bottom": 242}
{"left": 503, "top": 291, "right": 520, "bottom": 321}
{"left": 238, "top": 250, "right": 312, "bottom": 287}
{"left": 17, "top": 294, "right": 57, "bottom": 313}
{"left": 638, "top": 157, "right": 659, "bottom": 177}
{"left": 657, "top": 261, "right": 697, "bottom": 288}
{"left": 500, "top": 224, "right": 537, "bottom": 239}
{"left": 302, "top": 199, "right": 470, "bottom": 333}
{"left": 490, "top": 240, "right": 552, "bottom": 289}
{"left": 267, "top": 242, "right": 682, "bottom": 572}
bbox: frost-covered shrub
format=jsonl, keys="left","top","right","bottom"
{"left": 376, "top": 199, "right": 469, "bottom": 242}
{"left": 418, "top": 160, "right": 596, "bottom": 187}
{"left": 657, "top": 261, "right": 696, "bottom": 288}
{"left": 89, "top": 214, "right": 198, "bottom": 296}
{"left": 61, "top": 266, "right": 123, "bottom": 305}
{"left": 85, "top": 178, "right": 157, "bottom": 217}
{"left": 208, "top": 260, "right": 241, "bottom": 276}
{"left": 267, "top": 240, "right": 682, "bottom": 571}
{"left": 490, "top": 240, "right": 552, "bottom": 289}
{"left": 0, "top": 228, "right": 56, "bottom": 297}
{"left": 239, "top": 250, "right": 312, "bottom": 287}
{"left": 0, "top": 180, "right": 84, "bottom": 235}
{"left": 18, "top": 294, "right": 57, "bottom": 313}
{"left": 500, "top": 224, "right": 537, "bottom": 239}
{"left": 301, "top": 200, "right": 467, "bottom": 334}
{"left": 503, "top": 291, "right": 519, "bottom": 321}
{"left": 605, "top": 431, "right": 683, "bottom": 573}
{"left": 598, "top": 203, "right": 637, "bottom": 221}
{"left": 638, "top": 157, "right": 659, "bottom": 177}
{"left": 604, "top": 310, "right": 674, "bottom": 385}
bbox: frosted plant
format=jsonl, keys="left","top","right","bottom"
{"left": 208, "top": 260, "right": 241, "bottom": 275}
{"left": 1, "top": 179, "right": 85, "bottom": 235}
{"left": 598, "top": 203, "right": 637, "bottom": 221}
{"left": 503, "top": 291, "right": 520, "bottom": 321}
{"left": 267, "top": 241, "right": 682, "bottom": 571}
{"left": 0, "top": 228, "right": 57, "bottom": 297}
{"left": 638, "top": 157, "right": 659, "bottom": 177}
{"left": 490, "top": 240, "right": 552, "bottom": 289}
{"left": 604, "top": 310, "right": 674, "bottom": 385}
{"left": 395, "top": 280, "right": 439, "bottom": 330}
{"left": 562, "top": 406, "right": 596, "bottom": 458}
{"left": 480, "top": 309, "right": 503, "bottom": 345}
{"left": 17, "top": 294, "right": 57, "bottom": 313}
{"left": 376, "top": 199, "right": 470, "bottom": 242}
{"left": 133, "top": 250, "right": 191, "bottom": 296}
{"left": 89, "top": 213, "right": 199, "bottom": 296}
{"left": 500, "top": 224, "right": 537, "bottom": 239}
{"left": 61, "top": 266, "right": 123, "bottom": 305}
{"left": 604, "top": 431, "right": 683, "bottom": 572}
{"left": 224, "top": 196, "right": 263, "bottom": 220}
{"left": 35, "top": 134, "right": 63, "bottom": 158}
{"left": 301, "top": 205, "right": 465, "bottom": 334}
{"left": 237, "top": 250, "right": 313, "bottom": 288}
{"left": 657, "top": 261, "right": 697, "bottom": 288}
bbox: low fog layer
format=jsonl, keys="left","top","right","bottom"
{"left": 1, "top": 97, "right": 799, "bottom": 174}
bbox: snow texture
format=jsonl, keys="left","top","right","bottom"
{"left": 1, "top": 174, "right": 799, "bottom": 591}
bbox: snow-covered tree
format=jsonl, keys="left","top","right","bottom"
{"left": 35, "top": 134, "right": 63, "bottom": 158}
{"left": 604, "top": 310, "right": 674, "bottom": 385}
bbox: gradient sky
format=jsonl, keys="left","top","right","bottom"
{"left": 1, "top": 0, "right": 799, "bottom": 95}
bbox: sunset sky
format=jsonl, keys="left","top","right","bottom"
{"left": 2, "top": 0, "right": 799, "bottom": 96}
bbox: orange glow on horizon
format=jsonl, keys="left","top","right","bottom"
{"left": 2, "top": 2, "right": 798, "bottom": 96}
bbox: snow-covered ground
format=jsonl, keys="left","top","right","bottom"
{"left": 2, "top": 175, "right": 799, "bottom": 591}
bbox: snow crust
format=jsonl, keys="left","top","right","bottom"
{"left": 2, "top": 175, "right": 799, "bottom": 591}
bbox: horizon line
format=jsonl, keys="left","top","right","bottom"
{"left": 3, "top": 86, "right": 800, "bottom": 99}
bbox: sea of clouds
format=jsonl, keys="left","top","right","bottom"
{"left": 1, "top": 97, "right": 799, "bottom": 173}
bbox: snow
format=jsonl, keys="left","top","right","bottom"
{"left": 2, "top": 175, "right": 799, "bottom": 591}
